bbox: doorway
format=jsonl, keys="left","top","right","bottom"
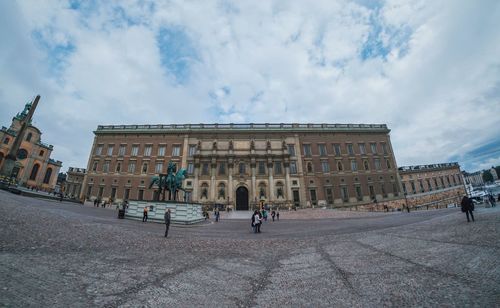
{"left": 236, "top": 186, "right": 249, "bottom": 210}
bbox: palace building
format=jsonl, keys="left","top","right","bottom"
{"left": 398, "top": 163, "right": 465, "bottom": 209}
{"left": 0, "top": 101, "right": 62, "bottom": 190}
{"left": 81, "top": 123, "right": 402, "bottom": 210}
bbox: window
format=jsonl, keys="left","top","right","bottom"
{"left": 138, "top": 190, "right": 144, "bottom": 201}
{"left": 158, "top": 145, "right": 166, "bottom": 156}
{"left": 200, "top": 183, "right": 208, "bottom": 199}
{"left": 386, "top": 159, "right": 391, "bottom": 169}
{"left": 419, "top": 180, "right": 424, "bottom": 193}
{"left": 369, "top": 185, "right": 375, "bottom": 198}
{"left": 290, "top": 162, "right": 297, "bottom": 174}
{"left": 351, "top": 160, "right": 358, "bottom": 171}
{"left": 276, "top": 183, "right": 285, "bottom": 199}
{"left": 219, "top": 162, "right": 226, "bottom": 175}
{"left": 392, "top": 183, "right": 399, "bottom": 197}
{"left": 321, "top": 161, "right": 330, "bottom": 173}
{"left": 288, "top": 144, "right": 296, "bottom": 157}
{"left": 124, "top": 188, "right": 130, "bottom": 200}
{"left": 381, "top": 183, "right": 387, "bottom": 197}
{"left": 92, "top": 161, "right": 98, "bottom": 172}
{"left": 359, "top": 143, "right": 366, "bottom": 155}
{"left": 258, "top": 161, "right": 266, "bottom": 175}
{"left": 318, "top": 144, "right": 327, "bottom": 156}
{"left": 402, "top": 183, "right": 407, "bottom": 194}
{"left": 218, "top": 183, "right": 226, "bottom": 199}
{"left": 144, "top": 145, "right": 152, "bottom": 156}
{"left": 128, "top": 162, "right": 136, "bottom": 173}
{"left": 310, "top": 189, "right": 317, "bottom": 205}
{"left": 325, "top": 187, "right": 333, "bottom": 204}
{"left": 103, "top": 161, "right": 110, "bottom": 173}
{"left": 202, "top": 163, "right": 209, "bottom": 175}
{"left": 347, "top": 144, "right": 354, "bottom": 155}
{"left": 39, "top": 150, "right": 44, "bottom": 156}
{"left": 303, "top": 144, "right": 312, "bottom": 157}
{"left": 307, "top": 162, "right": 313, "bottom": 173}
{"left": 142, "top": 163, "right": 148, "bottom": 174}
{"left": 187, "top": 163, "right": 194, "bottom": 175}
{"left": 26, "top": 133, "right": 32, "bottom": 142}
{"left": 116, "top": 162, "right": 121, "bottom": 172}
{"left": 274, "top": 161, "right": 282, "bottom": 175}
{"left": 107, "top": 145, "right": 114, "bottom": 156}
{"left": 382, "top": 143, "right": 388, "bottom": 154}
{"left": 188, "top": 145, "right": 197, "bottom": 156}
{"left": 434, "top": 178, "right": 439, "bottom": 188}
{"left": 118, "top": 145, "right": 126, "bottom": 156}
{"left": 333, "top": 144, "right": 341, "bottom": 156}
{"left": 370, "top": 143, "right": 377, "bottom": 154}
{"left": 374, "top": 159, "right": 381, "bottom": 170}
{"left": 355, "top": 186, "right": 363, "bottom": 201}
{"left": 259, "top": 183, "right": 266, "bottom": 199}
{"left": 337, "top": 161, "right": 343, "bottom": 171}
{"left": 341, "top": 186, "right": 349, "bottom": 202}
{"left": 172, "top": 145, "right": 181, "bottom": 156}
{"left": 363, "top": 160, "right": 369, "bottom": 170}
{"left": 131, "top": 145, "right": 139, "bottom": 156}
{"left": 155, "top": 162, "right": 163, "bottom": 173}
{"left": 410, "top": 181, "right": 416, "bottom": 194}
{"left": 95, "top": 145, "right": 103, "bottom": 155}
{"left": 43, "top": 168, "right": 52, "bottom": 184}
{"left": 426, "top": 179, "right": 432, "bottom": 191}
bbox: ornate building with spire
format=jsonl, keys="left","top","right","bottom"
{"left": 0, "top": 99, "right": 62, "bottom": 191}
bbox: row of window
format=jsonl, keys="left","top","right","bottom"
{"left": 312, "top": 182, "right": 397, "bottom": 204}
{"left": 94, "top": 144, "right": 182, "bottom": 157}
{"left": 301, "top": 142, "right": 389, "bottom": 157}
{"left": 402, "top": 174, "right": 462, "bottom": 194}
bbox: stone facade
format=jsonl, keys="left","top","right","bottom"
{"left": 65, "top": 167, "right": 86, "bottom": 199}
{"left": 0, "top": 103, "right": 62, "bottom": 191}
{"left": 463, "top": 171, "right": 484, "bottom": 187}
{"left": 81, "top": 123, "right": 402, "bottom": 210}
{"left": 398, "top": 163, "right": 465, "bottom": 209}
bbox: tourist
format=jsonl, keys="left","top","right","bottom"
{"left": 164, "top": 209, "right": 171, "bottom": 237}
{"left": 93, "top": 198, "right": 98, "bottom": 207}
{"left": 461, "top": 196, "right": 474, "bottom": 222}
{"left": 252, "top": 210, "right": 261, "bottom": 233}
{"left": 276, "top": 210, "right": 280, "bottom": 221}
{"left": 488, "top": 194, "right": 496, "bottom": 207}
{"left": 271, "top": 210, "right": 276, "bottom": 221}
{"left": 143, "top": 206, "right": 149, "bottom": 222}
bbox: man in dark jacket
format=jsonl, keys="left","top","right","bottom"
{"left": 164, "top": 209, "right": 171, "bottom": 237}
{"left": 461, "top": 196, "right": 474, "bottom": 222}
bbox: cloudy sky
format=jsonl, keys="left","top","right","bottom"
{"left": 1, "top": 0, "right": 499, "bottom": 173}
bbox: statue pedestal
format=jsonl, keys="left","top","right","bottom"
{"left": 125, "top": 200, "right": 204, "bottom": 224}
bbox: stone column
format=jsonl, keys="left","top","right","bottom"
{"left": 228, "top": 163, "right": 233, "bottom": 206}
{"left": 251, "top": 164, "right": 256, "bottom": 204}
{"left": 193, "top": 164, "right": 199, "bottom": 202}
{"left": 268, "top": 162, "right": 274, "bottom": 201}
{"left": 284, "top": 162, "right": 291, "bottom": 201}
{"left": 210, "top": 162, "right": 216, "bottom": 202}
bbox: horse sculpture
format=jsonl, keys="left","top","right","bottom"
{"left": 148, "top": 162, "right": 186, "bottom": 201}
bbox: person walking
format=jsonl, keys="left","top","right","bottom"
{"left": 164, "top": 209, "right": 171, "bottom": 237}
{"left": 271, "top": 210, "right": 276, "bottom": 222}
{"left": 488, "top": 194, "right": 496, "bottom": 207}
{"left": 143, "top": 206, "right": 149, "bottom": 222}
{"left": 461, "top": 195, "right": 475, "bottom": 222}
{"left": 252, "top": 210, "right": 261, "bottom": 233}
{"left": 276, "top": 210, "right": 280, "bottom": 221}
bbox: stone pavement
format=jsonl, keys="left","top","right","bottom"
{"left": 1, "top": 190, "right": 499, "bottom": 307}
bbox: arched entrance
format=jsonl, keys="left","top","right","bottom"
{"left": 236, "top": 186, "right": 249, "bottom": 211}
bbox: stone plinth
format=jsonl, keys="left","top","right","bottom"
{"left": 125, "top": 200, "right": 204, "bottom": 224}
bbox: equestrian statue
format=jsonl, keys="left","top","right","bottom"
{"left": 149, "top": 161, "right": 187, "bottom": 201}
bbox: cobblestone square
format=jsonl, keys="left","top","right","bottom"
{"left": 1, "top": 190, "right": 499, "bottom": 307}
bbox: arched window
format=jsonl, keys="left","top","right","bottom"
{"left": 30, "top": 164, "right": 40, "bottom": 180}
{"left": 337, "top": 161, "right": 343, "bottom": 171}
{"left": 43, "top": 168, "right": 52, "bottom": 184}
{"left": 200, "top": 183, "right": 209, "bottom": 199}
{"left": 276, "top": 182, "right": 284, "bottom": 199}
{"left": 218, "top": 183, "right": 225, "bottom": 199}
{"left": 26, "top": 133, "right": 32, "bottom": 142}
{"left": 258, "top": 183, "right": 267, "bottom": 199}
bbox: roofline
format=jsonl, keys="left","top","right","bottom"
{"left": 94, "top": 123, "right": 390, "bottom": 135}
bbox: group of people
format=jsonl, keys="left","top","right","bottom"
{"left": 93, "top": 198, "right": 113, "bottom": 208}
{"left": 251, "top": 208, "right": 279, "bottom": 233}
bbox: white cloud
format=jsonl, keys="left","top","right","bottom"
{"left": 0, "top": 0, "right": 499, "bottom": 173}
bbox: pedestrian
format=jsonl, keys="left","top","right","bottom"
{"left": 93, "top": 199, "right": 98, "bottom": 207}
{"left": 214, "top": 208, "right": 220, "bottom": 222}
{"left": 271, "top": 210, "right": 276, "bottom": 221}
{"left": 252, "top": 210, "right": 261, "bottom": 233}
{"left": 143, "top": 206, "right": 149, "bottom": 222}
{"left": 164, "top": 209, "right": 171, "bottom": 237}
{"left": 488, "top": 194, "right": 496, "bottom": 207}
{"left": 262, "top": 209, "right": 268, "bottom": 221}
{"left": 276, "top": 210, "right": 280, "bottom": 221}
{"left": 59, "top": 193, "right": 63, "bottom": 202}
{"left": 461, "top": 195, "right": 474, "bottom": 222}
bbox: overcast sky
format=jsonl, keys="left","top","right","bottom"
{"left": 1, "top": 0, "right": 499, "bottom": 173}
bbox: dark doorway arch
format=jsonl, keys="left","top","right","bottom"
{"left": 30, "top": 164, "right": 40, "bottom": 181}
{"left": 43, "top": 168, "right": 52, "bottom": 184}
{"left": 236, "top": 186, "right": 249, "bottom": 211}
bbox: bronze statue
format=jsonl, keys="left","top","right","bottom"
{"left": 149, "top": 161, "right": 187, "bottom": 201}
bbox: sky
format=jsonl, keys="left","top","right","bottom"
{"left": 0, "top": 0, "right": 499, "bottom": 173}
